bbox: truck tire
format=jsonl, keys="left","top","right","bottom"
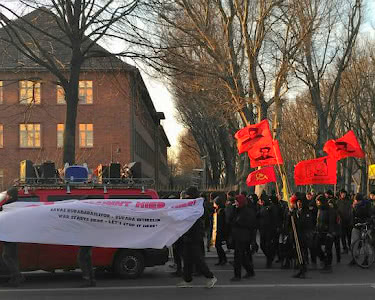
{"left": 113, "top": 250, "right": 145, "bottom": 279}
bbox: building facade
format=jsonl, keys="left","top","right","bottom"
{"left": 0, "top": 9, "right": 170, "bottom": 190}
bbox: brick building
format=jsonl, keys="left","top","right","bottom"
{"left": 0, "top": 8, "right": 170, "bottom": 190}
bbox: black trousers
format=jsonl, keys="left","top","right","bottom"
{"left": 78, "top": 246, "right": 95, "bottom": 281}
{"left": 315, "top": 233, "right": 334, "bottom": 266}
{"left": 215, "top": 237, "right": 227, "bottom": 263}
{"left": 183, "top": 241, "right": 214, "bottom": 282}
{"left": 341, "top": 222, "right": 352, "bottom": 250}
{"left": 2, "top": 242, "right": 21, "bottom": 280}
{"left": 172, "top": 238, "right": 184, "bottom": 271}
{"left": 233, "top": 240, "right": 253, "bottom": 278}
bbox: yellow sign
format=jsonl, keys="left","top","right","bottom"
{"left": 369, "top": 164, "right": 375, "bottom": 180}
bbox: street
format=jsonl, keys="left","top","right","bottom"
{"left": 0, "top": 250, "right": 374, "bottom": 300}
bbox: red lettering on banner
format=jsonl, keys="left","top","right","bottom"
{"left": 136, "top": 202, "right": 165, "bottom": 210}
{"left": 172, "top": 200, "right": 197, "bottom": 209}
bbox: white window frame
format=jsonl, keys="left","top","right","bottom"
{"left": 57, "top": 124, "right": 64, "bottom": 148}
{"left": 79, "top": 81, "right": 93, "bottom": 104}
{"left": 20, "top": 124, "right": 41, "bottom": 148}
{"left": 19, "top": 81, "right": 41, "bottom": 104}
{"left": 57, "top": 85, "right": 65, "bottom": 104}
{"left": 79, "top": 124, "right": 93, "bottom": 148}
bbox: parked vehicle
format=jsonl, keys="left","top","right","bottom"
{"left": 0, "top": 178, "right": 169, "bottom": 279}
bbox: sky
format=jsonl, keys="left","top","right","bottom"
{"left": 144, "top": 0, "right": 375, "bottom": 152}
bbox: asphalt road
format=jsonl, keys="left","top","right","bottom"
{"left": 0, "top": 251, "right": 374, "bottom": 300}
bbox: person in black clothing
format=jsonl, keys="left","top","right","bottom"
{"left": 225, "top": 191, "right": 237, "bottom": 251}
{"left": 204, "top": 193, "right": 215, "bottom": 252}
{"left": 230, "top": 194, "right": 256, "bottom": 281}
{"left": 325, "top": 190, "right": 341, "bottom": 263}
{"left": 177, "top": 186, "right": 217, "bottom": 288}
{"left": 1, "top": 187, "right": 25, "bottom": 287}
{"left": 315, "top": 194, "right": 338, "bottom": 273}
{"left": 77, "top": 246, "right": 96, "bottom": 287}
{"left": 349, "top": 193, "right": 371, "bottom": 265}
{"left": 292, "top": 193, "right": 315, "bottom": 278}
{"left": 214, "top": 195, "right": 227, "bottom": 265}
{"left": 336, "top": 189, "right": 352, "bottom": 254}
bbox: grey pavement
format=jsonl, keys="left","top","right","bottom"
{"left": 0, "top": 246, "right": 374, "bottom": 299}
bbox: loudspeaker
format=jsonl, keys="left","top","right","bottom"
{"left": 20, "top": 160, "right": 36, "bottom": 183}
{"left": 97, "top": 164, "right": 109, "bottom": 183}
{"left": 41, "top": 161, "right": 56, "bottom": 181}
{"left": 109, "top": 163, "right": 121, "bottom": 183}
{"left": 127, "top": 161, "right": 142, "bottom": 178}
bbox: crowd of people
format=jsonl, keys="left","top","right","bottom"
{"left": 171, "top": 187, "right": 375, "bottom": 285}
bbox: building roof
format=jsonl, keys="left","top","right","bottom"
{"left": 0, "top": 6, "right": 170, "bottom": 147}
{"left": 0, "top": 7, "right": 135, "bottom": 71}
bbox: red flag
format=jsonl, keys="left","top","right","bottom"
{"left": 246, "top": 167, "right": 276, "bottom": 186}
{"left": 234, "top": 119, "right": 273, "bottom": 154}
{"left": 248, "top": 140, "right": 284, "bottom": 168}
{"left": 294, "top": 156, "right": 337, "bottom": 186}
{"left": 323, "top": 130, "right": 365, "bottom": 160}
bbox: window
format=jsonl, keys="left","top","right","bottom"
{"left": 79, "top": 124, "right": 93, "bottom": 148}
{"left": 19, "top": 81, "right": 41, "bottom": 104}
{"left": 0, "top": 81, "right": 3, "bottom": 104}
{"left": 0, "top": 124, "right": 3, "bottom": 148}
{"left": 18, "top": 196, "right": 40, "bottom": 202}
{"left": 79, "top": 81, "right": 93, "bottom": 104}
{"left": 57, "top": 85, "right": 65, "bottom": 104}
{"left": 57, "top": 124, "right": 64, "bottom": 148}
{"left": 20, "top": 124, "right": 41, "bottom": 148}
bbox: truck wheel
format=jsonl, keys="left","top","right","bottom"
{"left": 113, "top": 250, "right": 145, "bottom": 279}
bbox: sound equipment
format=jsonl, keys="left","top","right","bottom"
{"left": 20, "top": 160, "right": 36, "bottom": 183}
{"left": 65, "top": 165, "right": 89, "bottom": 183}
{"left": 109, "top": 163, "right": 121, "bottom": 183}
{"left": 97, "top": 164, "right": 109, "bottom": 183}
{"left": 126, "top": 161, "right": 142, "bottom": 178}
{"left": 40, "top": 161, "right": 56, "bottom": 183}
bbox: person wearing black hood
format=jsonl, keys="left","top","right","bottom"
{"left": 315, "top": 194, "right": 338, "bottom": 273}
{"left": 257, "top": 194, "right": 277, "bottom": 268}
{"left": 214, "top": 195, "right": 227, "bottom": 266}
{"left": 1, "top": 187, "right": 25, "bottom": 287}
{"left": 336, "top": 189, "right": 352, "bottom": 254}
{"left": 177, "top": 186, "right": 217, "bottom": 288}
{"left": 292, "top": 193, "right": 315, "bottom": 278}
{"left": 229, "top": 195, "right": 256, "bottom": 281}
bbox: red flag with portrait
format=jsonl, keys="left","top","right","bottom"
{"left": 234, "top": 119, "right": 273, "bottom": 154}
{"left": 323, "top": 130, "right": 365, "bottom": 160}
{"left": 248, "top": 140, "right": 283, "bottom": 168}
{"left": 294, "top": 156, "right": 337, "bottom": 186}
{"left": 246, "top": 167, "right": 276, "bottom": 186}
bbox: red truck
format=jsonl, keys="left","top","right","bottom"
{"left": 0, "top": 181, "right": 169, "bottom": 279}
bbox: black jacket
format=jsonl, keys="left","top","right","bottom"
{"left": 316, "top": 204, "right": 337, "bottom": 235}
{"left": 231, "top": 206, "right": 256, "bottom": 243}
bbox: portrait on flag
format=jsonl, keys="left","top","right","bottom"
{"left": 234, "top": 119, "right": 273, "bottom": 154}
{"left": 294, "top": 156, "right": 337, "bottom": 185}
{"left": 323, "top": 130, "right": 364, "bottom": 160}
{"left": 248, "top": 140, "right": 283, "bottom": 168}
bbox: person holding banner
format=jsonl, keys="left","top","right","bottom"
{"left": 177, "top": 186, "right": 217, "bottom": 289}
{"left": 78, "top": 246, "right": 96, "bottom": 287}
{"left": 1, "top": 187, "right": 25, "bottom": 287}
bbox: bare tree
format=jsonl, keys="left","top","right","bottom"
{"left": 0, "top": 0, "right": 138, "bottom": 164}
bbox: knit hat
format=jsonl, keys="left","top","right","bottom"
{"left": 6, "top": 186, "right": 18, "bottom": 200}
{"left": 235, "top": 194, "right": 247, "bottom": 208}
{"left": 185, "top": 186, "right": 199, "bottom": 199}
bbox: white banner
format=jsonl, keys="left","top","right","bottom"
{"left": 0, "top": 198, "right": 203, "bottom": 249}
